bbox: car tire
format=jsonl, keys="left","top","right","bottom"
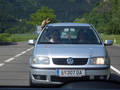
{"left": 106, "top": 73, "right": 111, "bottom": 80}
{"left": 29, "top": 77, "right": 35, "bottom": 87}
{"left": 29, "top": 73, "right": 36, "bottom": 87}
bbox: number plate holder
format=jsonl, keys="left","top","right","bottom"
{"left": 57, "top": 69, "right": 85, "bottom": 77}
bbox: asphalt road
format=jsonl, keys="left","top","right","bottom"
{"left": 0, "top": 42, "right": 120, "bottom": 89}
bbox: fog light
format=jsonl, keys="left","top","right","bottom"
{"left": 33, "top": 75, "right": 46, "bottom": 80}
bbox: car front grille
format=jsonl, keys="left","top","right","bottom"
{"left": 52, "top": 58, "right": 88, "bottom": 65}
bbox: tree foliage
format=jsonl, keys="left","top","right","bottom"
{"left": 0, "top": 0, "right": 99, "bottom": 33}
{"left": 0, "top": 33, "right": 11, "bottom": 42}
{"left": 74, "top": 0, "right": 120, "bottom": 34}
{"left": 27, "top": 6, "right": 56, "bottom": 26}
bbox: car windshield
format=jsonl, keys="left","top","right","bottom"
{"left": 38, "top": 26, "right": 101, "bottom": 44}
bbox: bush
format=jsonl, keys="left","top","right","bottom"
{"left": 0, "top": 33, "right": 11, "bottom": 42}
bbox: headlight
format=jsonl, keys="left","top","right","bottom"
{"left": 91, "top": 57, "right": 105, "bottom": 65}
{"left": 32, "top": 56, "right": 50, "bottom": 64}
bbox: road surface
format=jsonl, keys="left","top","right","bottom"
{"left": 0, "top": 42, "right": 120, "bottom": 89}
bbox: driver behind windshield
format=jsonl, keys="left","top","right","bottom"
{"left": 49, "top": 31, "right": 59, "bottom": 43}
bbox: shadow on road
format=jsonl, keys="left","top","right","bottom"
{"left": 0, "top": 42, "right": 17, "bottom": 46}
{"left": 61, "top": 73, "right": 120, "bottom": 89}
{"left": 110, "top": 73, "right": 120, "bottom": 83}
{"left": 61, "top": 81, "right": 120, "bottom": 89}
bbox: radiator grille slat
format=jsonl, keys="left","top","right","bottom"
{"left": 52, "top": 58, "right": 88, "bottom": 65}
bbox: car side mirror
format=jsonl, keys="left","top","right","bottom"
{"left": 104, "top": 40, "right": 113, "bottom": 46}
{"left": 28, "top": 39, "right": 35, "bottom": 45}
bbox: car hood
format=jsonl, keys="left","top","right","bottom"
{"left": 34, "top": 44, "right": 106, "bottom": 58}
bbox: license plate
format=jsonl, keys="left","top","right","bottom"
{"left": 57, "top": 69, "right": 85, "bottom": 77}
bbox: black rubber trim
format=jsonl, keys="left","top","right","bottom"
{"left": 30, "top": 66, "right": 110, "bottom": 70}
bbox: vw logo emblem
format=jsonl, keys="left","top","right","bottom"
{"left": 67, "top": 57, "right": 74, "bottom": 65}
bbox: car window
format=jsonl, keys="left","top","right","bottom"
{"left": 38, "top": 26, "right": 101, "bottom": 44}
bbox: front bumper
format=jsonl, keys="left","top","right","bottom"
{"left": 30, "top": 66, "right": 110, "bottom": 85}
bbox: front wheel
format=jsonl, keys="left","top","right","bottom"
{"left": 106, "top": 73, "right": 111, "bottom": 80}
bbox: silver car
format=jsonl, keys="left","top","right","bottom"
{"left": 29, "top": 23, "right": 112, "bottom": 86}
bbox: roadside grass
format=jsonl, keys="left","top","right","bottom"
{"left": 100, "top": 34, "right": 120, "bottom": 45}
{"left": 0, "top": 33, "right": 120, "bottom": 45}
{"left": 9, "top": 34, "right": 38, "bottom": 42}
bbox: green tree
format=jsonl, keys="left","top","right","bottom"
{"left": 109, "top": 0, "right": 120, "bottom": 34}
{"left": 74, "top": 18, "right": 87, "bottom": 23}
{"left": 27, "top": 6, "right": 56, "bottom": 26}
{"left": 74, "top": 0, "right": 120, "bottom": 34}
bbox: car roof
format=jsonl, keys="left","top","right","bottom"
{"left": 47, "top": 23, "right": 91, "bottom": 27}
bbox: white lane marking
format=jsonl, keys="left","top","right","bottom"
{"left": 0, "top": 63, "right": 5, "bottom": 67}
{"left": 4, "top": 57, "right": 15, "bottom": 63}
{"left": 14, "top": 54, "right": 22, "bottom": 58}
{"left": 4, "top": 47, "right": 33, "bottom": 63}
{"left": 21, "top": 51, "right": 26, "bottom": 54}
{"left": 111, "top": 65, "right": 120, "bottom": 75}
{"left": 26, "top": 48, "right": 32, "bottom": 51}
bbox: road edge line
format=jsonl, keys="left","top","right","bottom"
{"left": 111, "top": 65, "right": 120, "bottom": 75}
